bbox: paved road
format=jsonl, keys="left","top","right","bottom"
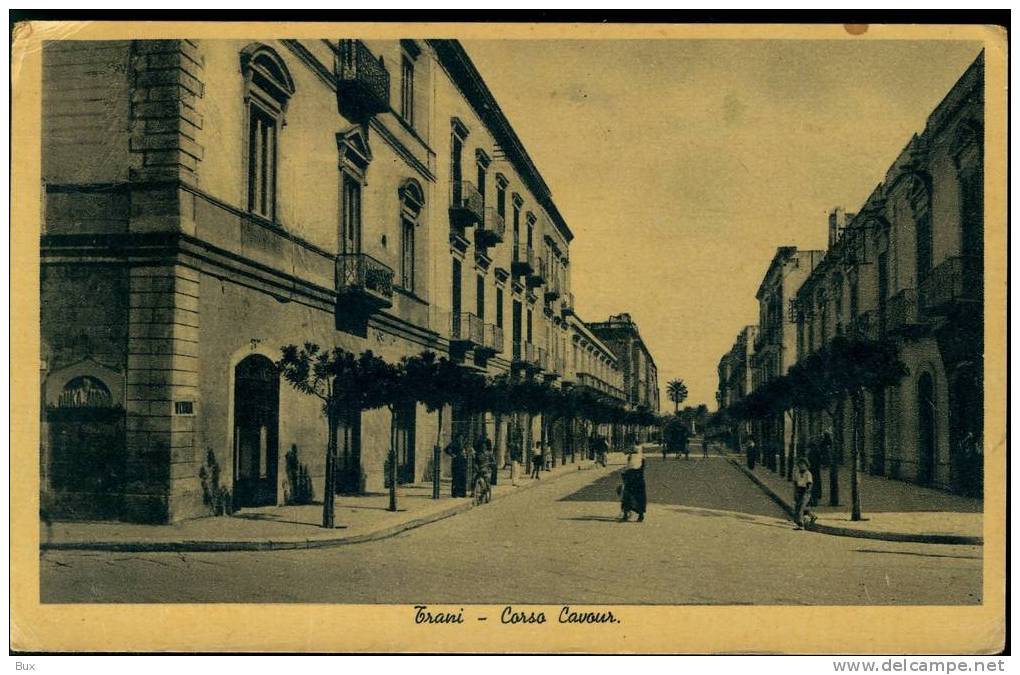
{"left": 40, "top": 454, "right": 982, "bottom": 605}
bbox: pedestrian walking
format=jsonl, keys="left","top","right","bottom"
{"left": 702, "top": 436, "right": 710, "bottom": 459}
{"left": 793, "top": 458, "right": 816, "bottom": 529}
{"left": 509, "top": 432, "right": 523, "bottom": 487}
{"left": 444, "top": 435, "right": 468, "bottom": 498}
{"left": 531, "top": 441, "right": 543, "bottom": 480}
{"left": 619, "top": 446, "right": 647, "bottom": 522}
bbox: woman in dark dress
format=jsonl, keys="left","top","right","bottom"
{"left": 620, "top": 446, "right": 647, "bottom": 522}
{"left": 445, "top": 435, "right": 468, "bottom": 498}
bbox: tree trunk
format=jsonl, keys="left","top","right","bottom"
{"left": 828, "top": 405, "right": 840, "bottom": 507}
{"left": 432, "top": 405, "right": 444, "bottom": 500}
{"left": 388, "top": 415, "right": 398, "bottom": 512}
{"left": 323, "top": 408, "right": 338, "bottom": 528}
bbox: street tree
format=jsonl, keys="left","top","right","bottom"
{"left": 667, "top": 379, "right": 688, "bottom": 413}
{"left": 788, "top": 336, "right": 908, "bottom": 520}
{"left": 278, "top": 343, "right": 380, "bottom": 529}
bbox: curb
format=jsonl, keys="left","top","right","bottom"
{"left": 41, "top": 461, "right": 604, "bottom": 553}
{"left": 725, "top": 456, "right": 983, "bottom": 546}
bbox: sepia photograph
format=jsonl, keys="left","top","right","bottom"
{"left": 10, "top": 16, "right": 1007, "bottom": 655}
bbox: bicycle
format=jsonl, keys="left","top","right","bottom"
{"left": 472, "top": 474, "right": 492, "bottom": 505}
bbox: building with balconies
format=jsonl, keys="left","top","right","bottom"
{"left": 587, "top": 313, "right": 660, "bottom": 416}
{"left": 39, "top": 37, "right": 581, "bottom": 523}
{"left": 789, "top": 51, "right": 984, "bottom": 495}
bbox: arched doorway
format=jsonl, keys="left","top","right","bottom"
{"left": 46, "top": 375, "right": 125, "bottom": 519}
{"left": 917, "top": 373, "right": 937, "bottom": 485}
{"left": 233, "top": 355, "right": 280, "bottom": 507}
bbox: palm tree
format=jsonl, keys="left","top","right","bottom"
{"left": 667, "top": 379, "right": 688, "bottom": 413}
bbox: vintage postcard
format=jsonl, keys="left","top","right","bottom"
{"left": 10, "top": 19, "right": 1007, "bottom": 654}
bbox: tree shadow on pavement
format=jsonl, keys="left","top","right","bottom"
{"left": 559, "top": 460, "right": 789, "bottom": 520}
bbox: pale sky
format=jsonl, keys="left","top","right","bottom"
{"left": 463, "top": 39, "right": 982, "bottom": 410}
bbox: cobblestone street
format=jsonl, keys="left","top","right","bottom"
{"left": 41, "top": 454, "right": 982, "bottom": 605}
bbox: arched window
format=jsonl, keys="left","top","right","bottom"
{"left": 398, "top": 179, "right": 424, "bottom": 293}
{"left": 240, "top": 44, "right": 295, "bottom": 223}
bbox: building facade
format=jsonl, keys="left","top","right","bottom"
{"left": 40, "top": 38, "right": 594, "bottom": 522}
{"left": 587, "top": 313, "right": 660, "bottom": 414}
{"left": 792, "top": 52, "right": 984, "bottom": 496}
{"left": 716, "top": 325, "right": 757, "bottom": 414}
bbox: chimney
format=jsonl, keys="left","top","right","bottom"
{"left": 828, "top": 207, "right": 847, "bottom": 249}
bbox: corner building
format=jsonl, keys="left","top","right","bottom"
{"left": 40, "top": 39, "right": 581, "bottom": 522}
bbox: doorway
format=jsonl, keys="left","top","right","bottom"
{"left": 233, "top": 355, "right": 280, "bottom": 507}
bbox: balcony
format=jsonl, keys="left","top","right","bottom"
{"left": 886, "top": 288, "right": 922, "bottom": 334}
{"left": 475, "top": 208, "right": 506, "bottom": 248}
{"left": 536, "top": 346, "right": 549, "bottom": 372}
{"left": 450, "top": 311, "right": 484, "bottom": 347}
{"left": 561, "top": 292, "right": 575, "bottom": 318}
{"left": 478, "top": 323, "right": 504, "bottom": 357}
{"left": 449, "top": 181, "right": 484, "bottom": 230}
{"left": 544, "top": 272, "right": 561, "bottom": 301}
{"left": 512, "top": 244, "right": 535, "bottom": 277}
{"left": 337, "top": 40, "right": 390, "bottom": 120}
{"left": 526, "top": 255, "right": 546, "bottom": 289}
{"left": 336, "top": 253, "right": 394, "bottom": 311}
{"left": 522, "top": 342, "right": 540, "bottom": 371}
{"left": 919, "top": 256, "right": 982, "bottom": 316}
{"left": 848, "top": 310, "right": 879, "bottom": 341}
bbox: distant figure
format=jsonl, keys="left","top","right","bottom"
{"left": 793, "top": 458, "right": 816, "bottom": 529}
{"left": 619, "top": 446, "right": 647, "bottom": 522}
{"left": 807, "top": 439, "right": 823, "bottom": 506}
{"left": 531, "top": 441, "right": 543, "bottom": 480}
{"left": 474, "top": 433, "right": 495, "bottom": 486}
{"left": 702, "top": 436, "right": 710, "bottom": 459}
{"left": 746, "top": 438, "right": 757, "bottom": 470}
{"left": 595, "top": 435, "right": 608, "bottom": 467}
{"left": 444, "top": 435, "right": 468, "bottom": 498}
{"left": 509, "top": 432, "right": 523, "bottom": 487}
{"left": 472, "top": 438, "right": 494, "bottom": 497}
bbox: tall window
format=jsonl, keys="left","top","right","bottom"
{"left": 399, "top": 180, "right": 424, "bottom": 292}
{"left": 400, "top": 56, "right": 415, "bottom": 125}
{"left": 401, "top": 218, "right": 415, "bottom": 290}
{"left": 512, "top": 299, "right": 522, "bottom": 359}
{"left": 526, "top": 308, "right": 533, "bottom": 343}
{"left": 341, "top": 175, "right": 361, "bottom": 254}
{"left": 452, "top": 258, "right": 462, "bottom": 319}
{"left": 476, "top": 150, "right": 490, "bottom": 209}
{"left": 496, "top": 288, "right": 504, "bottom": 329}
{"left": 496, "top": 179, "right": 507, "bottom": 220}
{"left": 248, "top": 107, "right": 277, "bottom": 219}
{"left": 512, "top": 199, "right": 521, "bottom": 251}
{"left": 240, "top": 44, "right": 294, "bottom": 222}
{"left": 877, "top": 251, "right": 889, "bottom": 332}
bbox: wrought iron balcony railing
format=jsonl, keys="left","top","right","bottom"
{"left": 449, "top": 180, "right": 484, "bottom": 229}
{"left": 561, "top": 292, "right": 575, "bottom": 318}
{"left": 450, "top": 311, "right": 484, "bottom": 346}
{"left": 479, "top": 323, "right": 504, "bottom": 356}
{"left": 918, "top": 255, "right": 982, "bottom": 316}
{"left": 336, "top": 253, "right": 394, "bottom": 310}
{"left": 544, "top": 270, "right": 561, "bottom": 301}
{"left": 848, "top": 310, "right": 879, "bottom": 341}
{"left": 886, "top": 288, "right": 921, "bottom": 334}
{"left": 536, "top": 346, "right": 549, "bottom": 371}
{"left": 526, "top": 255, "right": 546, "bottom": 288}
{"left": 512, "top": 244, "right": 535, "bottom": 277}
{"left": 475, "top": 207, "right": 506, "bottom": 248}
{"left": 337, "top": 39, "right": 390, "bottom": 120}
{"left": 524, "top": 341, "right": 539, "bottom": 367}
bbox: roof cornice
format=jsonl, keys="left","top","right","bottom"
{"left": 429, "top": 39, "right": 574, "bottom": 243}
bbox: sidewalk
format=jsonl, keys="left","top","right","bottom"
{"left": 724, "top": 452, "right": 983, "bottom": 545}
{"left": 41, "top": 457, "right": 613, "bottom": 553}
